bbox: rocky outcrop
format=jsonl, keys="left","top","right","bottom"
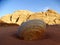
{"left": 17, "top": 20, "right": 46, "bottom": 40}
{"left": 27, "top": 9, "right": 60, "bottom": 25}
{"left": 0, "top": 10, "right": 34, "bottom": 25}
{"left": 0, "top": 14, "right": 12, "bottom": 23}
{"left": 12, "top": 10, "right": 33, "bottom": 24}
{"left": 0, "top": 9, "right": 60, "bottom": 25}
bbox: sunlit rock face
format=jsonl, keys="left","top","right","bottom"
{"left": 0, "top": 9, "right": 60, "bottom": 25}
{"left": 11, "top": 10, "right": 34, "bottom": 25}
{"left": 0, "top": 10, "right": 34, "bottom": 25}
{"left": 17, "top": 19, "right": 46, "bottom": 40}
{"left": 27, "top": 9, "right": 60, "bottom": 25}
{"left": 0, "top": 14, "right": 12, "bottom": 23}
{"left": 0, "top": 19, "right": 4, "bottom": 23}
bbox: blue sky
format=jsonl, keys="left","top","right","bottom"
{"left": 0, "top": 0, "right": 60, "bottom": 17}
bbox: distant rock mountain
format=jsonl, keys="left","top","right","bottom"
{"left": 0, "top": 9, "right": 60, "bottom": 25}
{"left": 0, "top": 10, "right": 34, "bottom": 25}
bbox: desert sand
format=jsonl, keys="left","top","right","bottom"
{"left": 0, "top": 24, "right": 60, "bottom": 45}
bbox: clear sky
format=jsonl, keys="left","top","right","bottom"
{"left": 0, "top": 0, "right": 60, "bottom": 17}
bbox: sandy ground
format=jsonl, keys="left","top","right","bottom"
{"left": 0, "top": 24, "right": 60, "bottom": 45}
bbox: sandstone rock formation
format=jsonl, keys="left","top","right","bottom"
{"left": 12, "top": 10, "right": 33, "bottom": 25}
{"left": 0, "top": 9, "right": 60, "bottom": 25}
{"left": 27, "top": 9, "right": 60, "bottom": 25}
{"left": 17, "top": 19, "right": 46, "bottom": 40}
{"left": 0, "top": 14, "right": 12, "bottom": 23}
{"left": 0, "top": 19, "right": 4, "bottom": 23}
{"left": 0, "top": 10, "right": 34, "bottom": 25}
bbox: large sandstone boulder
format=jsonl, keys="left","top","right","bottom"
{"left": 17, "top": 19, "right": 46, "bottom": 40}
